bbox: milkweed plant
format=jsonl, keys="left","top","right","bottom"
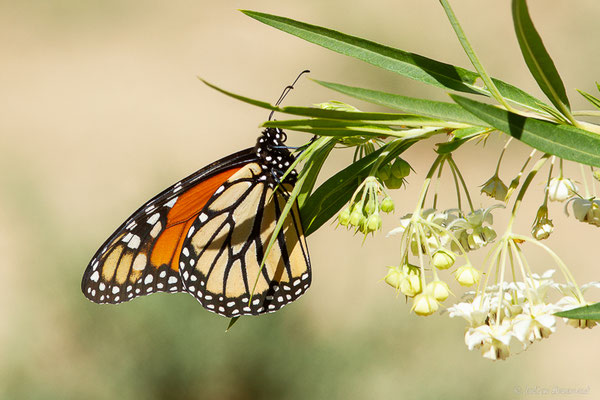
{"left": 205, "top": 0, "right": 600, "bottom": 360}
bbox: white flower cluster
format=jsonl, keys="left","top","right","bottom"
{"left": 390, "top": 206, "right": 500, "bottom": 255}
{"left": 448, "top": 270, "right": 600, "bottom": 360}
{"left": 385, "top": 206, "right": 503, "bottom": 316}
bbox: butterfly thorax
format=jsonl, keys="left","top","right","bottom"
{"left": 255, "top": 127, "right": 297, "bottom": 185}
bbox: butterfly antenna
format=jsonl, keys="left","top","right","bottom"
{"left": 268, "top": 69, "right": 310, "bottom": 121}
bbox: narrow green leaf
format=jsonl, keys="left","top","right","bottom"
{"left": 296, "top": 137, "right": 337, "bottom": 209}
{"left": 268, "top": 115, "right": 454, "bottom": 129}
{"left": 512, "top": 0, "right": 573, "bottom": 121}
{"left": 577, "top": 89, "right": 600, "bottom": 111}
{"left": 440, "top": 0, "right": 515, "bottom": 112}
{"left": 316, "top": 80, "right": 488, "bottom": 126}
{"left": 264, "top": 119, "right": 400, "bottom": 137}
{"left": 301, "top": 139, "right": 413, "bottom": 235}
{"left": 241, "top": 10, "right": 548, "bottom": 112}
{"left": 436, "top": 127, "right": 491, "bottom": 154}
{"left": 451, "top": 95, "right": 600, "bottom": 167}
{"left": 201, "top": 78, "right": 462, "bottom": 127}
{"left": 555, "top": 302, "right": 600, "bottom": 320}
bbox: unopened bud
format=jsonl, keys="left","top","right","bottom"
{"left": 454, "top": 265, "right": 480, "bottom": 286}
{"left": 427, "top": 280, "right": 451, "bottom": 302}
{"left": 338, "top": 207, "right": 351, "bottom": 226}
{"left": 432, "top": 249, "right": 456, "bottom": 270}
{"left": 412, "top": 293, "right": 439, "bottom": 316}
{"left": 400, "top": 273, "right": 422, "bottom": 297}
{"left": 391, "top": 158, "right": 411, "bottom": 179}
{"left": 384, "top": 266, "right": 404, "bottom": 289}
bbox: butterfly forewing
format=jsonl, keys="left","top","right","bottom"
{"left": 81, "top": 149, "right": 256, "bottom": 304}
{"left": 179, "top": 162, "right": 311, "bottom": 317}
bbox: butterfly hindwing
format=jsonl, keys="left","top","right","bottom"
{"left": 178, "top": 162, "right": 311, "bottom": 317}
{"left": 81, "top": 149, "right": 257, "bottom": 304}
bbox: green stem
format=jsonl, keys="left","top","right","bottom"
{"left": 506, "top": 154, "right": 550, "bottom": 231}
{"left": 447, "top": 157, "right": 474, "bottom": 211}
{"left": 414, "top": 154, "right": 446, "bottom": 214}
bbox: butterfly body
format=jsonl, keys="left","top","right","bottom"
{"left": 82, "top": 128, "right": 311, "bottom": 317}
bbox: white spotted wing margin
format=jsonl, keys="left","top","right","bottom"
{"left": 81, "top": 148, "right": 257, "bottom": 305}
{"left": 178, "top": 162, "right": 311, "bottom": 317}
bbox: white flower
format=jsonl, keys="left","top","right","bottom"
{"left": 547, "top": 177, "right": 577, "bottom": 202}
{"left": 448, "top": 206, "right": 502, "bottom": 252}
{"left": 553, "top": 282, "right": 600, "bottom": 329}
{"left": 512, "top": 270, "right": 556, "bottom": 304}
{"left": 512, "top": 303, "right": 557, "bottom": 344}
{"left": 566, "top": 197, "right": 600, "bottom": 227}
{"left": 465, "top": 321, "right": 514, "bottom": 360}
{"left": 448, "top": 295, "right": 491, "bottom": 327}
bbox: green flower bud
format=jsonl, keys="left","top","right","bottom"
{"left": 427, "top": 280, "right": 450, "bottom": 302}
{"left": 384, "top": 175, "right": 404, "bottom": 190}
{"left": 366, "top": 213, "right": 382, "bottom": 232}
{"left": 364, "top": 198, "right": 376, "bottom": 215}
{"left": 358, "top": 215, "right": 369, "bottom": 233}
{"left": 349, "top": 209, "right": 363, "bottom": 227}
{"left": 384, "top": 266, "right": 404, "bottom": 289}
{"left": 391, "top": 158, "right": 411, "bottom": 179}
{"left": 380, "top": 196, "right": 395, "bottom": 213}
{"left": 432, "top": 249, "right": 456, "bottom": 270}
{"left": 412, "top": 293, "right": 439, "bottom": 316}
{"left": 337, "top": 207, "right": 351, "bottom": 226}
{"left": 454, "top": 265, "right": 480, "bottom": 286}
{"left": 377, "top": 164, "right": 391, "bottom": 181}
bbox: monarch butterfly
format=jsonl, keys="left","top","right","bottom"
{"left": 81, "top": 125, "right": 311, "bottom": 318}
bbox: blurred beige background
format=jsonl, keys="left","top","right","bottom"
{"left": 1, "top": 0, "right": 599, "bottom": 399}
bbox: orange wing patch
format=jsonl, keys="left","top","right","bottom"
{"left": 149, "top": 167, "right": 242, "bottom": 272}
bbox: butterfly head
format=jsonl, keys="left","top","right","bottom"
{"left": 255, "top": 127, "right": 297, "bottom": 184}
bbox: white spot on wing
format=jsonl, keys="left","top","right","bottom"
{"left": 144, "top": 274, "right": 153, "bottom": 284}
{"left": 146, "top": 213, "right": 160, "bottom": 225}
{"left": 127, "top": 235, "right": 141, "bottom": 249}
{"left": 165, "top": 197, "right": 178, "bottom": 208}
{"left": 150, "top": 221, "right": 162, "bottom": 238}
{"left": 90, "top": 271, "right": 99, "bottom": 282}
{"left": 187, "top": 226, "right": 196, "bottom": 238}
{"left": 132, "top": 253, "right": 147, "bottom": 271}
